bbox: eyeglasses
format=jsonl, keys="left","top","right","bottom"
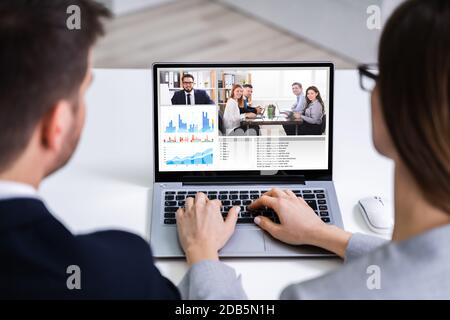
{"left": 182, "top": 81, "right": 194, "bottom": 85}
{"left": 358, "top": 64, "right": 378, "bottom": 92}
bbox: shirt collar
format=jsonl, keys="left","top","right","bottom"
{"left": 184, "top": 89, "right": 194, "bottom": 96}
{"left": 0, "top": 180, "right": 39, "bottom": 201}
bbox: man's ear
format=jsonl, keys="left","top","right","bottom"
{"left": 40, "top": 100, "right": 73, "bottom": 151}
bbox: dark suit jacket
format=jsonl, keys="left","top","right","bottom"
{"left": 171, "top": 89, "right": 214, "bottom": 105}
{"left": 0, "top": 198, "right": 180, "bottom": 299}
{"left": 240, "top": 97, "right": 257, "bottom": 114}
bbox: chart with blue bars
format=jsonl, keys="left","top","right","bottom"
{"left": 165, "top": 148, "right": 213, "bottom": 165}
{"left": 165, "top": 112, "right": 214, "bottom": 133}
{"left": 161, "top": 106, "right": 217, "bottom": 169}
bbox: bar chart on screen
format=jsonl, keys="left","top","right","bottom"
{"left": 162, "top": 107, "right": 216, "bottom": 135}
{"left": 160, "top": 105, "right": 218, "bottom": 171}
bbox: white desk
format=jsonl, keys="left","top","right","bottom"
{"left": 40, "top": 69, "right": 394, "bottom": 299}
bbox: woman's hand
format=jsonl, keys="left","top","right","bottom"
{"left": 245, "top": 112, "right": 257, "bottom": 119}
{"left": 248, "top": 188, "right": 352, "bottom": 258}
{"left": 176, "top": 192, "right": 240, "bottom": 265}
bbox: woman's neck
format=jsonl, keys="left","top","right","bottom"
{"left": 392, "top": 161, "right": 450, "bottom": 241}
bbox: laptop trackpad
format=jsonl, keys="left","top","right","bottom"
{"left": 220, "top": 229, "right": 265, "bottom": 254}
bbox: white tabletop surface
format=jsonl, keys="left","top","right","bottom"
{"left": 39, "top": 68, "right": 394, "bottom": 299}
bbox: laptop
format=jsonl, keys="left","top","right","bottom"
{"left": 150, "top": 62, "right": 343, "bottom": 257}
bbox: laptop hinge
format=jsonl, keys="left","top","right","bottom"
{"left": 182, "top": 175, "right": 306, "bottom": 186}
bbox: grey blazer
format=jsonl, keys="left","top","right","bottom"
{"left": 301, "top": 100, "right": 323, "bottom": 124}
{"left": 178, "top": 224, "right": 450, "bottom": 299}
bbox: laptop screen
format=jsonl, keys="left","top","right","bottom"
{"left": 153, "top": 62, "right": 333, "bottom": 180}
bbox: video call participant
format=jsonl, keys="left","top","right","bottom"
{"left": 223, "top": 84, "right": 258, "bottom": 135}
{"left": 241, "top": 84, "right": 263, "bottom": 115}
{"left": 171, "top": 74, "right": 214, "bottom": 105}
{"left": 283, "top": 82, "right": 306, "bottom": 135}
{"left": 297, "top": 86, "right": 325, "bottom": 135}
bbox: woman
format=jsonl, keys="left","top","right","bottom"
{"left": 297, "top": 86, "right": 325, "bottom": 135}
{"left": 223, "top": 84, "right": 256, "bottom": 135}
{"left": 176, "top": 0, "right": 450, "bottom": 299}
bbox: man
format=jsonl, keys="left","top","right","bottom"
{"left": 171, "top": 74, "right": 214, "bottom": 105}
{"left": 0, "top": 0, "right": 179, "bottom": 299}
{"left": 241, "top": 84, "right": 263, "bottom": 115}
{"left": 283, "top": 82, "right": 306, "bottom": 135}
{"left": 290, "top": 82, "right": 306, "bottom": 114}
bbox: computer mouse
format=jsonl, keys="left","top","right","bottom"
{"left": 358, "top": 196, "right": 394, "bottom": 234}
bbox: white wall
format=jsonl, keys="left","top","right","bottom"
{"left": 218, "top": 0, "right": 404, "bottom": 63}
{"left": 251, "top": 69, "right": 329, "bottom": 102}
{"left": 96, "top": 0, "right": 175, "bottom": 16}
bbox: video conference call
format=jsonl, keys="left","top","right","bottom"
{"left": 157, "top": 67, "right": 330, "bottom": 172}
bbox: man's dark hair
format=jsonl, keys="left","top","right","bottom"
{"left": 182, "top": 74, "right": 194, "bottom": 82}
{"left": 243, "top": 84, "right": 253, "bottom": 89}
{"left": 292, "top": 82, "right": 302, "bottom": 88}
{"left": 0, "top": 0, "right": 110, "bottom": 171}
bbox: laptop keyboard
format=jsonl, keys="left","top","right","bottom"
{"left": 163, "top": 189, "right": 331, "bottom": 225}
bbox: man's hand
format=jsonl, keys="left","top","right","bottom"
{"left": 249, "top": 188, "right": 352, "bottom": 258}
{"left": 176, "top": 192, "right": 239, "bottom": 266}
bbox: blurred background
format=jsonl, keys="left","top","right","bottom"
{"left": 94, "top": 0, "right": 404, "bottom": 69}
